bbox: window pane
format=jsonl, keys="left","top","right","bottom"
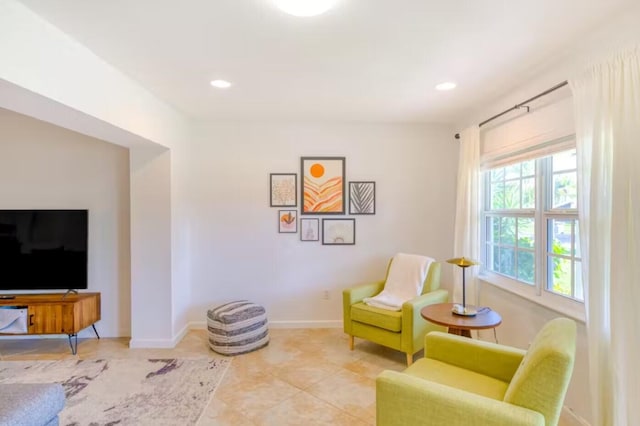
{"left": 552, "top": 172, "right": 577, "bottom": 209}
{"left": 491, "top": 182, "right": 505, "bottom": 209}
{"left": 517, "top": 218, "right": 535, "bottom": 248}
{"left": 522, "top": 177, "right": 535, "bottom": 208}
{"left": 492, "top": 245, "right": 500, "bottom": 271}
{"left": 548, "top": 256, "right": 572, "bottom": 296}
{"left": 517, "top": 251, "right": 535, "bottom": 284}
{"left": 487, "top": 217, "right": 499, "bottom": 243}
{"left": 522, "top": 160, "right": 535, "bottom": 177}
{"left": 499, "top": 247, "right": 515, "bottom": 277}
{"left": 550, "top": 219, "right": 572, "bottom": 255}
{"left": 491, "top": 167, "right": 504, "bottom": 182}
{"left": 504, "top": 181, "right": 521, "bottom": 209}
{"left": 500, "top": 217, "right": 516, "bottom": 246}
{"left": 505, "top": 164, "right": 520, "bottom": 179}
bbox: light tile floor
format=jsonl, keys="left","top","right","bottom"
{"left": 0, "top": 329, "right": 575, "bottom": 425}
{"left": 0, "top": 328, "right": 405, "bottom": 425}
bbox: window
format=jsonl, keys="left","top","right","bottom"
{"left": 482, "top": 149, "right": 583, "bottom": 317}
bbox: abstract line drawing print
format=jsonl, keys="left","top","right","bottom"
{"left": 349, "top": 181, "right": 375, "bottom": 214}
{"left": 322, "top": 218, "right": 355, "bottom": 245}
{"left": 270, "top": 173, "right": 297, "bottom": 207}
{"left": 301, "top": 157, "right": 345, "bottom": 214}
{"left": 300, "top": 218, "right": 319, "bottom": 241}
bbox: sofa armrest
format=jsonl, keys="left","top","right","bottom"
{"left": 342, "top": 281, "right": 385, "bottom": 334}
{"left": 425, "top": 332, "right": 526, "bottom": 382}
{"left": 376, "top": 370, "right": 544, "bottom": 426}
{"left": 400, "top": 289, "right": 449, "bottom": 350}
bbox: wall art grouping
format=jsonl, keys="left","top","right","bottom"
{"left": 269, "top": 156, "right": 375, "bottom": 245}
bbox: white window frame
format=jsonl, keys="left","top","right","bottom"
{"left": 480, "top": 149, "right": 585, "bottom": 321}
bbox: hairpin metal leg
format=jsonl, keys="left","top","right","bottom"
{"left": 92, "top": 324, "right": 100, "bottom": 339}
{"left": 67, "top": 333, "right": 78, "bottom": 355}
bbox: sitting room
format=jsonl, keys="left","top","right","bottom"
{"left": 1, "top": 1, "right": 639, "bottom": 425}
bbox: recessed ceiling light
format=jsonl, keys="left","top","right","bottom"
{"left": 435, "top": 82, "right": 457, "bottom": 91}
{"left": 210, "top": 80, "right": 232, "bottom": 89}
{"left": 275, "top": 0, "right": 338, "bottom": 17}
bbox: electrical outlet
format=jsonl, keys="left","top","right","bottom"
{"left": 323, "top": 290, "right": 330, "bottom": 300}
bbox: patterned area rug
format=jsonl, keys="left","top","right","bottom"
{"left": 0, "top": 358, "right": 230, "bottom": 425}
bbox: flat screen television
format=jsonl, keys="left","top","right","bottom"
{"left": 0, "top": 209, "right": 88, "bottom": 291}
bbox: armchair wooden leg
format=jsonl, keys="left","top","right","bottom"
{"left": 349, "top": 335, "right": 354, "bottom": 350}
{"left": 406, "top": 353, "right": 413, "bottom": 366}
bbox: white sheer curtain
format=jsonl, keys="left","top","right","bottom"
{"left": 570, "top": 46, "right": 640, "bottom": 426}
{"left": 452, "top": 126, "right": 481, "bottom": 306}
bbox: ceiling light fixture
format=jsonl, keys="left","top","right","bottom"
{"left": 275, "top": 0, "right": 338, "bottom": 17}
{"left": 435, "top": 82, "right": 457, "bottom": 91}
{"left": 210, "top": 80, "right": 232, "bottom": 89}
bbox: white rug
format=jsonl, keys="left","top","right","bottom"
{"left": 0, "top": 358, "right": 230, "bottom": 426}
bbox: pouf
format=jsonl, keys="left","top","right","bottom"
{"left": 207, "top": 300, "right": 269, "bottom": 355}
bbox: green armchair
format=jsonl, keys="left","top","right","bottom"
{"left": 343, "top": 258, "right": 448, "bottom": 366}
{"left": 376, "top": 317, "right": 577, "bottom": 426}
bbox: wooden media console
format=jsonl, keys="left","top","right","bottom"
{"left": 0, "top": 292, "right": 101, "bottom": 354}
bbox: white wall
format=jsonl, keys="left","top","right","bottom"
{"left": 0, "top": 108, "right": 130, "bottom": 337}
{"left": 183, "top": 122, "right": 458, "bottom": 325}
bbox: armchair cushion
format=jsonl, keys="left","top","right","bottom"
{"left": 404, "top": 358, "right": 510, "bottom": 400}
{"left": 351, "top": 302, "right": 402, "bottom": 332}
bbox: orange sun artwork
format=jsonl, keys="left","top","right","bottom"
{"left": 301, "top": 157, "right": 345, "bottom": 214}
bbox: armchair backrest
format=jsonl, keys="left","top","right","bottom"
{"left": 503, "top": 317, "right": 576, "bottom": 426}
{"left": 382, "top": 258, "right": 441, "bottom": 295}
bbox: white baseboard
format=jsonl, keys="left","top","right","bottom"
{"left": 268, "top": 320, "right": 342, "bottom": 329}
{"left": 188, "top": 320, "right": 343, "bottom": 330}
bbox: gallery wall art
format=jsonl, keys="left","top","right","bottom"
{"left": 300, "top": 218, "right": 319, "bottom": 241}
{"left": 349, "top": 181, "right": 375, "bottom": 215}
{"left": 322, "top": 218, "right": 355, "bottom": 245}
{"left": 270, "top": 173, "right": 297, "bottom": 207}
{"left": 300, "top": 157, "right": 345, "bottom": 215}
{"left": 278, "top": 210, "right": 297, "bottom": 233}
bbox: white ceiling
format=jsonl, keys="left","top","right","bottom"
{"left": 17, "top": 0, "right": 636, "bottom": 124}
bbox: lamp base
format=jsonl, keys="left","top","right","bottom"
{"left": 451, "top": 304, "right": 477, "bottom": 317}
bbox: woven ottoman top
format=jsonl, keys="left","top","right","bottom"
{"left": 207, "top": 300, "right": 266, "bottom": 326}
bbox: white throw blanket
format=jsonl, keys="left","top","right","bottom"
{"left": 364, "top": 253, "right": 434, "bottom": 311}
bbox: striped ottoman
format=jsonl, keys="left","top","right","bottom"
{"left": 207, "top": 301, "right": 269, "bottom": 355}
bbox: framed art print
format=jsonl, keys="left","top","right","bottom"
{"left": 349, "top": 181, "right": 375, "bottom": 214}
{"left": 270, "top": 173, "right": 297, "bottom": 207}
{"left": 322, "top": 218, "right": 355, "bottom": 245}
{"left": 300, "top": 218, "right": 319, "bottom": 241}
{"left": 301, "top": 157, "right": 345, "bottom": 215}
{"left": 278, "top": 210, "right": 297, "bottom": 233}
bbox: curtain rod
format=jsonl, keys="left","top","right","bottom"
{"left": 454, "top": 80, "right": 568, "bottom": 139}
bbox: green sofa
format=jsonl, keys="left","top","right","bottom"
{"left": 376, "top": 317, "right": 577, "bottom": 426}
{"left": 343, "top": 260, "right": 448, "bottom": 365}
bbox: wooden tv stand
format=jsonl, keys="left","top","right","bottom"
{"left": 0, "top": 292, "right": 101, "bottom": 354}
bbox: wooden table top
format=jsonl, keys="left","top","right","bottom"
{"left": 421, "top": 303, "right": 502, "bottom": 330}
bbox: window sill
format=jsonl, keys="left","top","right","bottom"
{"left": 478, "top": 272, "right": 586, "bottom": 323}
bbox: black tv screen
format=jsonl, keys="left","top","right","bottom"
{"left": 0, "top": 210, "right": 88, "bottom": 291}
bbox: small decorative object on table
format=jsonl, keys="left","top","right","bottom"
{"left": 447, "top": 257, "right": 480, "bottom": 317}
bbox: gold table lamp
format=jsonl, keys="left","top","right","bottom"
{"left": 447, "top": 257, "right": 480, "bottom": 316}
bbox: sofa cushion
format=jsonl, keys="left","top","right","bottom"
{"left": 351, "top": 302, "right": 402, "bottom": 332}
{"left": 403, "top": 358, "right": 510, "bottom": 401}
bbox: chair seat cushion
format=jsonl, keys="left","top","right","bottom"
{"left": 351, "top": 302, "right": 402, "bottom": 332}
{"left": 207, "top": 300, "right": 269, "bottom": 356}
{"left": 404, "top": 358, "right": 510, "bottom": 401}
